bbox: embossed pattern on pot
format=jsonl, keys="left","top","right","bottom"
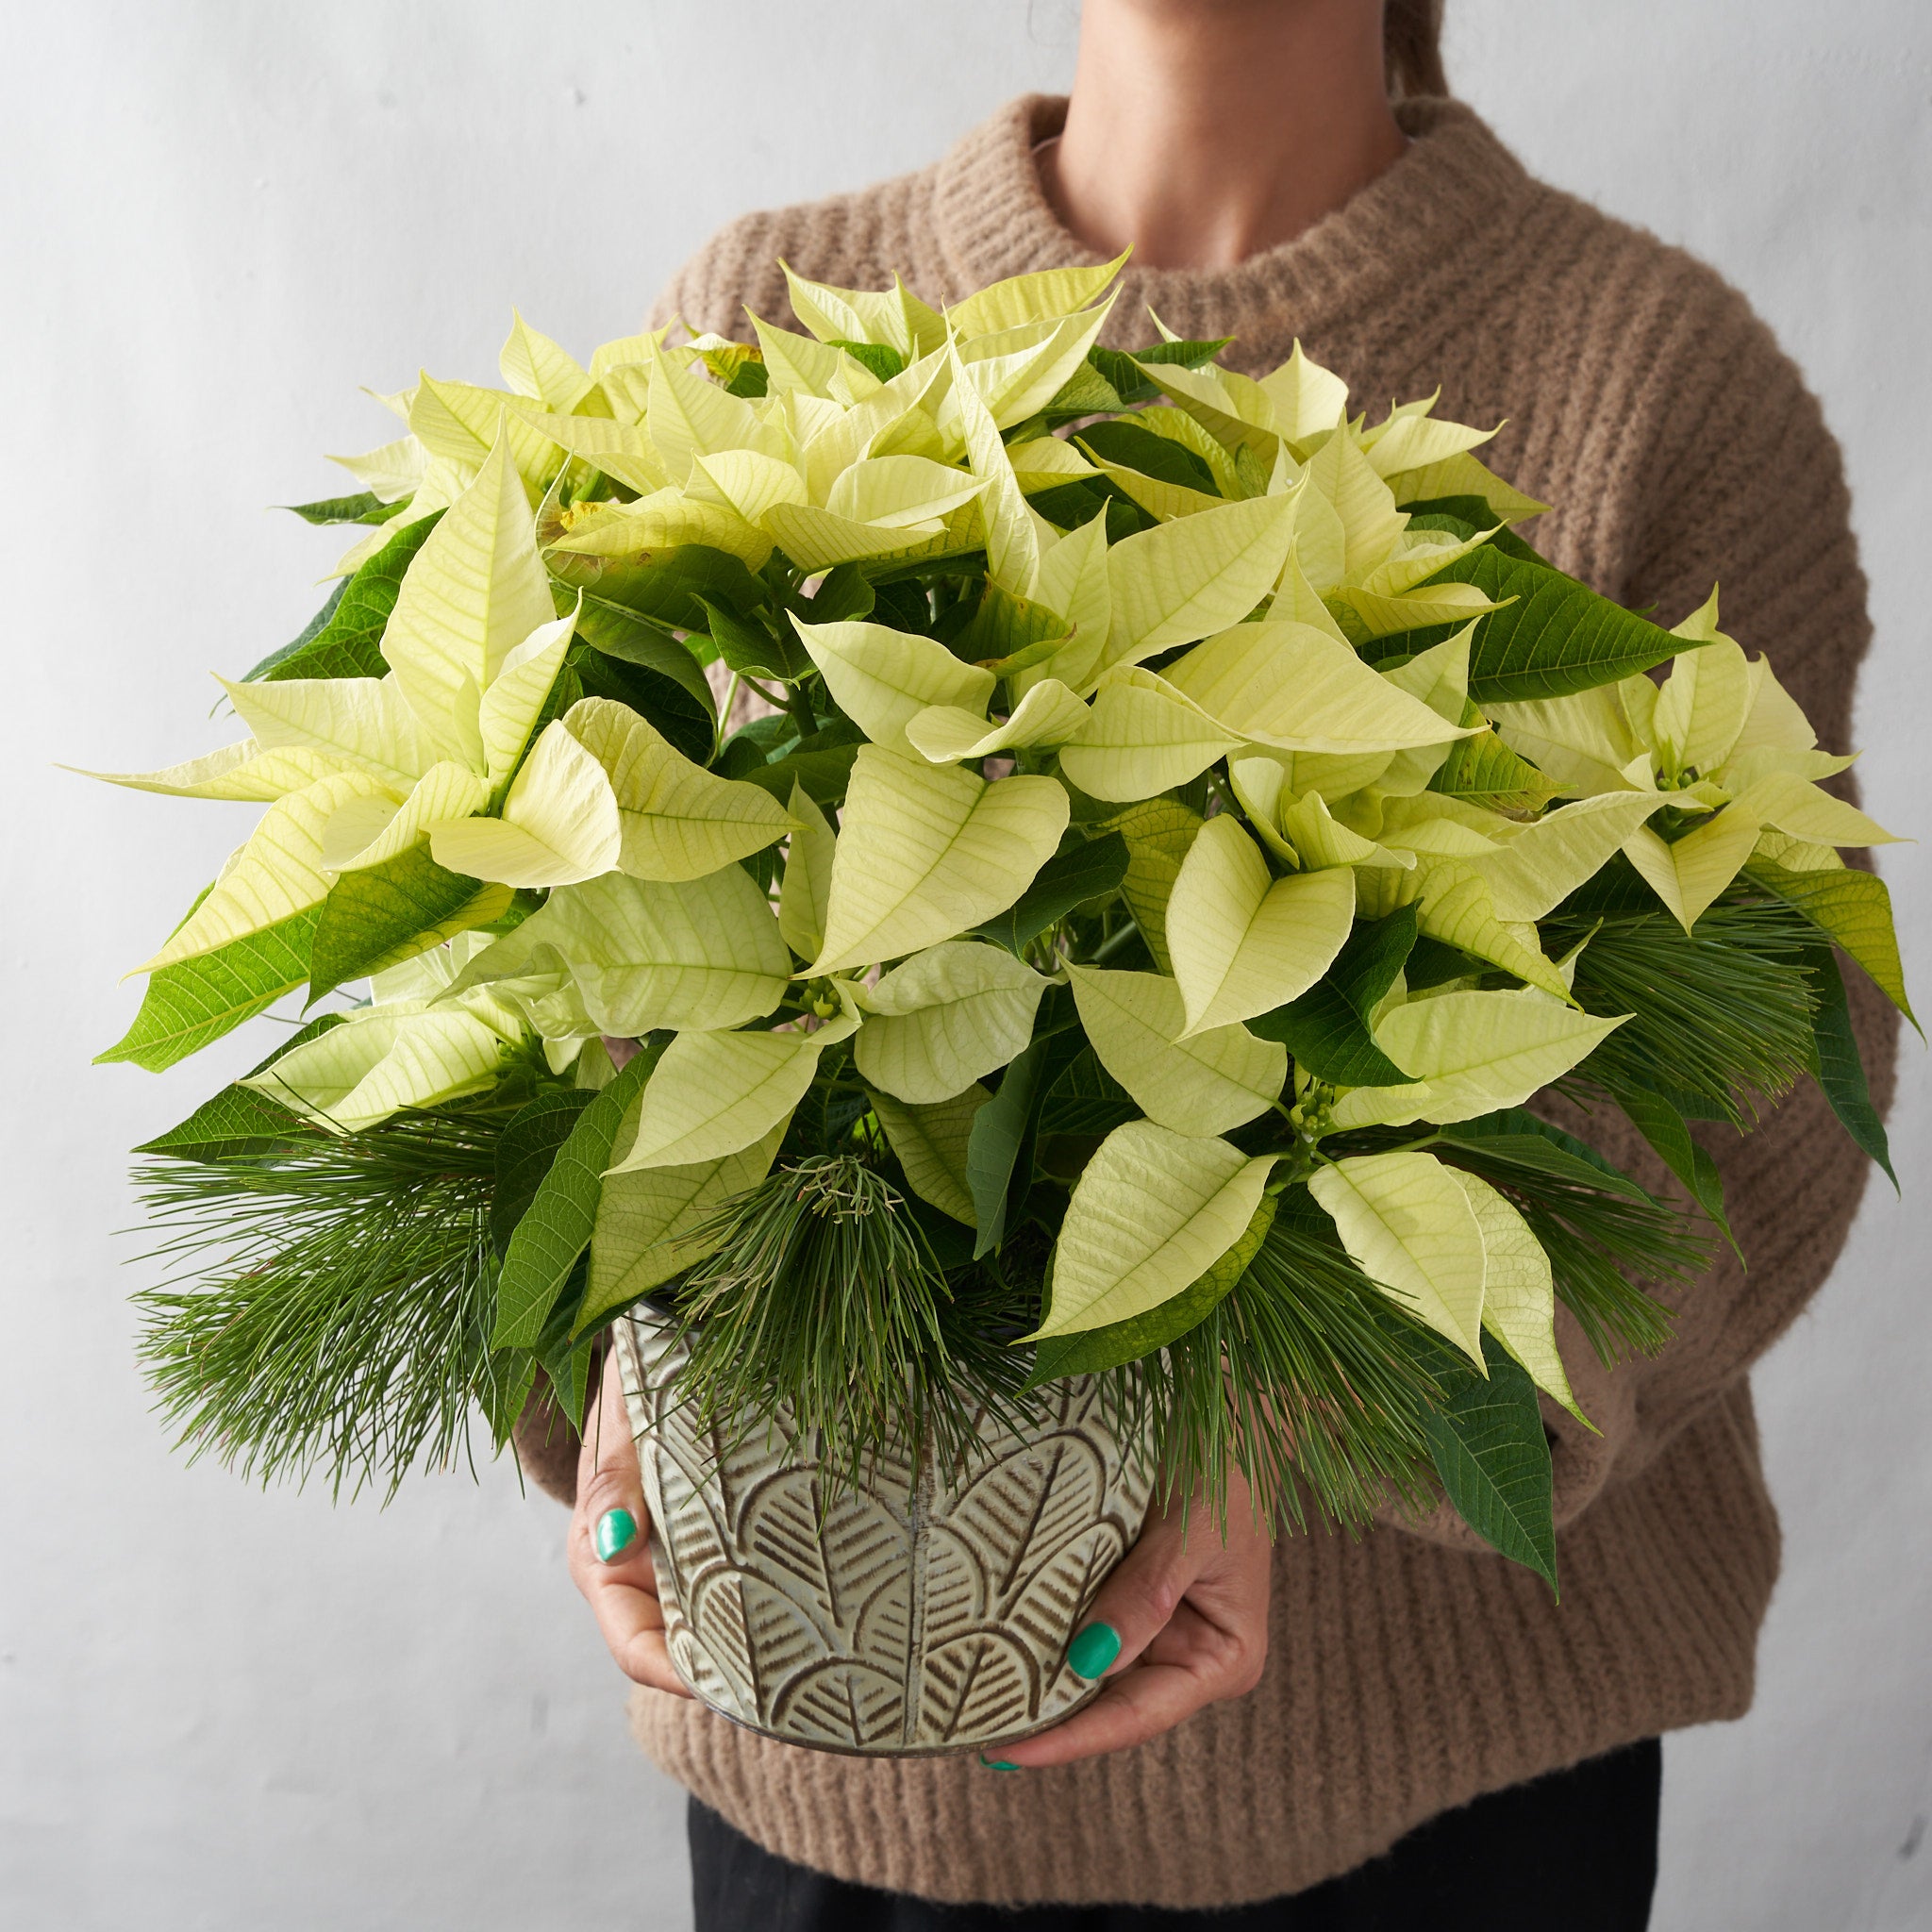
{"left": 617, "top": 1310, "right": 1155, "bottom": 1755}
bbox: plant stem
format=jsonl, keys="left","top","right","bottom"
{"left": 714, "top": 671, "right": 741, "bottom": 758}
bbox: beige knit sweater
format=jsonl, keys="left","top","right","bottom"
{"left": 523, "top": 95, "right": 1899, "bottom": 1908}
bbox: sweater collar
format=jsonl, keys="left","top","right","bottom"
{"left": 931, "top": 94, "right": 1532, "bottom": 354}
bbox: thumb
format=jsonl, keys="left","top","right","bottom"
{"left": 1063, "top": 1501, "right": 1210, "bottom": 1681}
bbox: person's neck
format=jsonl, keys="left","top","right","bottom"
{"left": 1038, "top": 0, "right": 1408, "bottom": 271}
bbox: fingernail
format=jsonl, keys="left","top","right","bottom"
{"left": 595, "top": 1507, "right": 638, "bottom": 1562}
{"left": 977, "top": 1753, "right": 1020, "bottom": 1772}
{"left": 1066, "top": 1621, "right": 1121, "bottom": 1680}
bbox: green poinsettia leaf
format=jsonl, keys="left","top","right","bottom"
{"left": 97, "top": 908, "right": 319, "bottom": 1072}
{"left": 1610, "top": 1075, "right": 1731, "bottom": 1243}
{"left": 976, "top": 830, "right": 1129, "bottom": 954}
{"left": 1424, "top": 546, "right": 1700, "bottom": 703}
{"left": 244, "top": 513, "right": 442, "bottom": 682}
{"left": 698, "top": 596, "right": 812, "bottom": 682}
{"left": 1427, "top": 726, "right": 1558, "bottom": 811}
{"left": 964, "top": 1024, "right": 1083, "bottom": 1258}
{"left": 1407, "top": 1325, "right": 1559, "bottom": 1593}
{"left": 1038, "top": 1046, "right": 1141, "bottom": 1138}
{"left": 1797, "top": 941, "right": 1896, "bottom": 1186}
{"left": 130, "top": 1016, "right": 352, "bottom": 1158}
{"left": 491, "top": 1090, "right": 598, "bottom": 1254}
{"left": 308, "top": 847, "right": 513, "bottom": 1004}
{"left": 1246, "top": 910, "right": 1419, "bottom": 1084}
{"left": 491, "top": 1043, "right": 662, "bottom": 1349}
{"left": 281, "top": 491, "right": 412, "bottom": 528}
{"left": 1435, "top": 1114, "right": 1655, "bottom": 1205}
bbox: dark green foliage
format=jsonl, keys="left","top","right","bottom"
{"left": 976, "top": 831, "right": 1130, "bottom": 955}
{"left": 699, "top": 596, "right": 811, "bottom": 681}
{"left": 1249, "top": 908, "right": 1417, "bottom": 1084}
{"left": 1797, "top": 941, "right": 1896, "bottom": 1185}
{"left": 490, "top": 1091, "right": 597, "bottom": 1252}
{"left": 1077, "top": 421, "right": 1220, "bottom": 494}
{"left": 244, "top": 513, "right": 442, "bottom": 681}
{"left": 1038, "top": 1046, "right": 1139, "bottom": 1139}
{"left": 1426, "top": 727, "right": 1557, "bottom": 811}
{"left": 965, "top": 1010, "right": 1084, "bottom": 1256}
{"left": 793, "top": 561, "right": 878, "bottom": 625}
{"left": 670, "top": 1158, "right": 1029, "bottom": 1489}
{"left": 1393, "top": 497, "right": 1549, "bottom": 565}
{"left": 1086, "top": 340, "right": 1232, "bottom": 408}
{"left": 555, "top": 540, "right": 767, "bottom": 630}
{"left": 566, "top": 631, "right": 716, "bottom": 764}
{"left": 137, "top": 1085, "right": 310, "bottom": 1162}
{"left": 1027, "top": 478, "right": 1158, "bottom": 541}
{"left": 134, "top": 1015, "right": 348, "bottom": 1158}
{"left": 1408, "top": 1327, "right": 1558, "bottom": 1594}
{"left": 949, "top": 581, "right": 1073, "bottom": 669}
{"left": 491, "top": 1046, "right": 663, "bottom": 1348}
{"left": 134, "top": 1107, "right": 514, "bottom": 1499}
{"left": 1421, "top": 543, "right": 1694, "bottom": 703}
{"left": 734, "top": 721, "right": 866, "bottom": 806}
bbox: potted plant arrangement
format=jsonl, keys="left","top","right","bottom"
{"left": 92, "top": 257, "right": 1909, "bottom": 1757}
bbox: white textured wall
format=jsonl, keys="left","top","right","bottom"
{"left": 1, "top": 4, "right": 1924, "bottom": 1926}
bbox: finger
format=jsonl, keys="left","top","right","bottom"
{"left": 1059, "top": 1500, "right": 1215, "bottom": 1680}
{"left": 568, "top": 1356, "right": 689, "bottom": 1698}
{"left": 998, "top": 1593, "right": 1263, "bottom": 1769}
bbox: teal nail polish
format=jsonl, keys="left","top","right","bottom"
{"left": 977, "top": 1753, "right": 1019, "bottom": 1772}
{"left": 1067, "top": 1621, "right": 1122, "bottom": 1680}
{"left": 595, "top": 1507, "right": 638, "bottom": 1563}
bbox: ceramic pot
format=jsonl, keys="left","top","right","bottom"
{"left": 614, "top": 1307, "right": 1156, "bottom": 1757}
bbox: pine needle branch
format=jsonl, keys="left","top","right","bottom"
{"left": 131, "top": 1107, "right": 512, "bottom": 1500}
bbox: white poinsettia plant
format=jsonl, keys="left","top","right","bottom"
{"left": 96, "top": 257, "right": 1911, "bottom": 1582}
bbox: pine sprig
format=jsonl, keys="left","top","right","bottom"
{"left": 133, "top": 1108, "right": 514, "bottom": 1499}
{"left": 1549, "top": 898, "right": 1819, "bottom": 1125}
{"left": 1142, "top": 1204, "right": 1441, "bottom": 1537}
{"left": 668, "top": 1156, "right": 1033, "bottom": 1492}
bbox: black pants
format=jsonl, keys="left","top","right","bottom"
{"left": 688, "top": 1737, "right": 1661, "bottom": 1931}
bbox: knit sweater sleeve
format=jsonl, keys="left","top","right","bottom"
{"left": 646, "top": 209, "right": 798, "bottom": 341}
{"left": 1389, "top": 269, "right": 1899, "bottom": 1556}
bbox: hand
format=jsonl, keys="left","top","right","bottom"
{"left": 991, "top": 1466, "right": 1273, "bottom": 1770}
{"left": 566, "top": 1351, "right": 691, "bottom": 1699}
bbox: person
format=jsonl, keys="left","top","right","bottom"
{"left": 517, "top": 2, "right": 1899, "bottom": 1924}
